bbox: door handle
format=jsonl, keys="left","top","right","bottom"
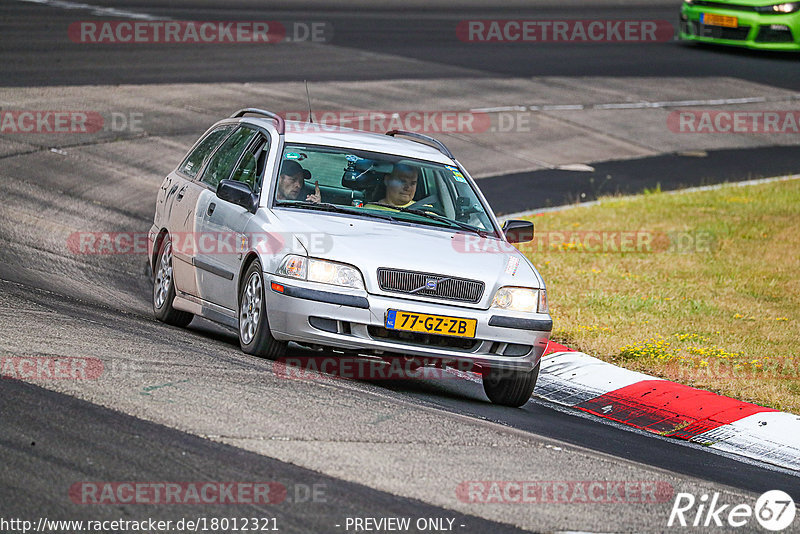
{"left": 207, "top": 202, "right": 216, "bottom": 216}
{"left": 176, "top": 185, "right": 187, "bottom": 201}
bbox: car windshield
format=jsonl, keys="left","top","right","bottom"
{"left": 273, "top": 144, "right": 496, "bottom": 235}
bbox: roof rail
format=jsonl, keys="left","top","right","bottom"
{"left": 230, "top": 108, "right": 285, "bottom": 134}
{"left": 385, "top": 130, "right": 455, "bottom": 160}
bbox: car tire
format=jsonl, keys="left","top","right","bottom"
{"left": 152, "top": 236, "right": 194, "bottom": 327}
{"left": 239, "top": 260, "right": 287, "bottom": 360}
{"left": 482, "top": 362, "right": 539, "bottom": 407}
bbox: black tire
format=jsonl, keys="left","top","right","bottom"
{"left": 238, "top": 260, "right": 286, "bottom": 360}
{"left": 152, "top": 236, "right": 193, "bottom": 327}
{"left": 482, "top": 362, "right": 540, "bottom": 407}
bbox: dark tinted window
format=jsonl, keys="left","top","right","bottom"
{"left": 179, "top": 125, "right": 234, "bottom": 178}
{"left": 201, "top": 126, "right": 259, "bottom": 189}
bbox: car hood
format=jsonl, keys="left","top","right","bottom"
{"left": 270, "top": 209, "right": 541, "bottom": 305}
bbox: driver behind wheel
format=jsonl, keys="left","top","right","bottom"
{"left": 367, "top": 164, "right": 419, "bottom": 208}
{"left": 277, "top": 159, "right": 321, "bottom": 203}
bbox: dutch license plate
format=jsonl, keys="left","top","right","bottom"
{"left": 385, "top": 310, "right": 477, "bottom": 338}
{"left": 702, "top": 13, "right": 738, "bottom": 28}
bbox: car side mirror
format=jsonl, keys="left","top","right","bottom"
{"left": 502, "top": 220, "right": 534, "bottom": 243}
{"left": 217, "top": 179, "right": 257, "bottom": 213}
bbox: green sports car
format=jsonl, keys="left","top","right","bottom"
{"left": 680, "top": 0, "right": 800, "bottom": 50}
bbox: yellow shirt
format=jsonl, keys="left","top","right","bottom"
{"left": 363, "top": 201, "right": 414, "bottom": 210}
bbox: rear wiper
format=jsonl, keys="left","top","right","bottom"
{"left": 275, "top": 201, "right": 397, "bottom": 221}
{"left": 390, "top": 206, "right": 490, "bottom": 237}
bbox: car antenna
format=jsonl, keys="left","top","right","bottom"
{"left": 304, "top": 80, "right": 314, "bottom": 123}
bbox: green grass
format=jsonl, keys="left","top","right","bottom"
{"left": 519, "top": 178, "right": 800, "bottom": 413}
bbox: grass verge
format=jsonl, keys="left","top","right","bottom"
{"left": 518, "top": 177, "right": 800, "bottom": 413}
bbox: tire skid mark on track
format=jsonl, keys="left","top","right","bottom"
{"left": 16, "top": 0, "right": 165, "bottom": 21}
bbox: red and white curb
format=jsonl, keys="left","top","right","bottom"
{"left": 537, "top": 342, "right": 800, "bottom": 472}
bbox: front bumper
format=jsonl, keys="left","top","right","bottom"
{"left": 680, "top": 3, "right": 800, "bottom": 50}
{"left": 266, "top": 275, "right": 551, "bottom": 372}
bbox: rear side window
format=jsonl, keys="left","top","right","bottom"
{"left": 179, "top": 125, "right": 234, "bottom": 178}
{"left": 229, "top": 135, "right": 269, "bottom": 195}
{"left": 200, "top": 126, "right": 259, "bottom": 189}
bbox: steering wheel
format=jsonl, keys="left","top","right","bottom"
{"left": 407, "top": 195, "right": 446, "bottom": 216}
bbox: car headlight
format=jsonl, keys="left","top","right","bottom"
{"left": 491, "top": 287, "right": 548, "bottom": 313}
{"left": 773, "top": 2, "right": 799, "bottom": 12}
{"left": 756, "top": 2, "right": 799, "bottom": 12}
{"left": 277, "top": 255, "right": 365, "bottom": 289}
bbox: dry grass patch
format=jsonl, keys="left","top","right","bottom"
{"left": 520, "top": 178, "right": 800, "bottom": 413}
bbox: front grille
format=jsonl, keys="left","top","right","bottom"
{"left": 755, "top": 25, "right": 794, "bottom": 42}
{"left": 368, "top": 326, "right": 478, "bottom": 350}
{"left": 377, "top": 268, "right": 484, "bottom": 303}
{"left": 691, "top": 21, "right": 750, "bottom": 39}
{"left": 691, "top": 1, "right": 757, "bottom": 11}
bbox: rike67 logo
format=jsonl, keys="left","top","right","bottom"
{"left": 668, "top": 490, "right": 796, "bottom": 531}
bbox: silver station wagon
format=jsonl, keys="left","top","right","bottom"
{"left": 149, "top": 109, "right": 552, "bottom": 406}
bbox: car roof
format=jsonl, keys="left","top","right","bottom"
{"left": 242, "top": 118, "right": 457, "bottom": 165}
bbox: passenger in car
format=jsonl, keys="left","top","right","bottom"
{"left": 277, "top": 160, "right": 321, "bottom": 203}
{"left": 367, "top": 164, "right": 418, "bottom": 208}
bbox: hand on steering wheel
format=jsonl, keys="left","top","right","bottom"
{"left": 408, "top": 195, "right": 445, "bottom": 216}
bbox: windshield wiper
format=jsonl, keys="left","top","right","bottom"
{"left": 275, "top": 201, "right": 397, "bottom": 222}
{"left": 387, "top": 206, "right": 490, "bottom": 237}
